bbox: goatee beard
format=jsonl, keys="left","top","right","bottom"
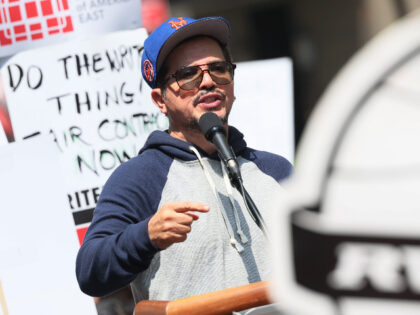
{"left": 186, "top": 111, "right": 229, "bottom": 133}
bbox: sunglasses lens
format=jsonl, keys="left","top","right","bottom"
{"left": 209, "top": 62, "right": 234, "bottom": 85}
{"left": 176, "top": 67, "right": 201, "bottom": 90}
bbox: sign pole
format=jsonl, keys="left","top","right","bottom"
{"left": 0, "top": 279, "right": 9, "bottom": 315}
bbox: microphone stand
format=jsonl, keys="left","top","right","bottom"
{"left": 231, "top": 177, "right": 268, "bottom": 238}
{"left": 222, "top": 155, "right": 268, "bottom": 238}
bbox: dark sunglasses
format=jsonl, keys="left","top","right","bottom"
{"left": 167, "top": 61, "right": 236, "bottom": 91}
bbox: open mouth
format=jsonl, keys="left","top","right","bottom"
{"left": 195, "top": 92, "right": 225, "bottom": 108}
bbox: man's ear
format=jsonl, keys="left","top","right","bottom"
{"left": 151, "top": 88, "right": 167, "bottom": 114}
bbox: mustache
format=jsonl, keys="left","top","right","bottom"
{"left": 193, "top": 89, "right": 226, "bottom": 107}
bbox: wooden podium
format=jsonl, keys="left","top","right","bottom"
{"left": 133, "top": 281, "right": 271, "bottom": 315}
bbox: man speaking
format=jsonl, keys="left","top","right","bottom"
{"left": 76, "top": 16, "right": 292, "bottom": 303}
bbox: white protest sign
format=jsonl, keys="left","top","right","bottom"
{"left": 0, "top": 0, "right": 141, "bottom": 57}
{"left": 0, "top": 136, "right": 96, "bottom": 315}
{"left": 1, "top": 28, "right": 167, "bottom": 243}
{"left": 231, "top": 58, "right": 294, "bottom": 162}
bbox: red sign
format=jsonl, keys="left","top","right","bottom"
{"left": 0, "top": 0, "right": 74, "bottom": 47}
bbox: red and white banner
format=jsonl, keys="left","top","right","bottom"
{"left": 0, "top": 0, "right": 141, "bottom": 57}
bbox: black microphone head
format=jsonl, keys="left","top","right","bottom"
{"left": 198, "top": 112, "right": 226, "bottom": 140}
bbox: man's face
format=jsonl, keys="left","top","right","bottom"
{"left": 152, "top": 36, "right": 234, "bottom": 137}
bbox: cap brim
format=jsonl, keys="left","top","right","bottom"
{"left": 156, "top": 17, "right": 230, "bottom": 73}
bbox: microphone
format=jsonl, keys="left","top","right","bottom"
{"left": 198, "top": 112, "right": 268, "bottom": 235}
{"left": 198, "top": 112, "right": 242, "bottom": 185}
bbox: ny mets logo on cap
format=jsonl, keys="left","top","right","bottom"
{"left": 143, "top": 60, "right": 154, "bottom": 82}
{"left": 168, "top": 17, "right": 188, "bottom": 30}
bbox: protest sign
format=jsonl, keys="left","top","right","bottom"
{"left": 1, "top": 28, "right": 167, "bottom": 243}
{"left": 0, "top": 136, "right": 96, "bottom": 315}
{"left": 0, "top": 0, "right": 142, "bottom": 57}
{"left": 231, "top": 57, "right": 294, "bottom": 161}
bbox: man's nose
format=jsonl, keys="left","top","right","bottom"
{"left": 199, "top": 69, "right": 216, "bottom": 88}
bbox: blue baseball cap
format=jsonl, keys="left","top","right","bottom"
{"left": 141, "top": 16, "right": 231, "bottom": 89}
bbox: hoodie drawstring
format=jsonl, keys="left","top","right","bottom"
{"left": 189, "top": 146, "right": 247, "bottom": 253}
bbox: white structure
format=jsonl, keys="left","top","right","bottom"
{"left": 271, "top": 9, "right": 420, "bottom": 315}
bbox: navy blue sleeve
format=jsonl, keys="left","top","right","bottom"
{"left": 241, "top": 148, "right": 293, "bottom": 182}
{"left": 76, "top": 150, "right": 172, "bottom": 297}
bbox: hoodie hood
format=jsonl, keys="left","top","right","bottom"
{"left": 138, "top": 126, "right": 247, "bottom": 161}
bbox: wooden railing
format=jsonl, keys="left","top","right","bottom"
{"left": 133, "top": 281, "right": 271, "bottom": 315}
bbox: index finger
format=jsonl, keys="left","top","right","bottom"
{"left": 167, "top": 201, "right": 210, "bottom": 213}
